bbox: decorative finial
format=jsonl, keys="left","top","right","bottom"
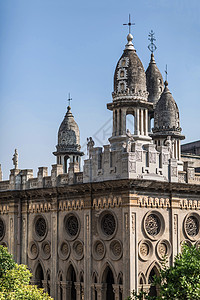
{"left": 123, "top": 14, "right": 135, "bottom": 34}
{"left": 12, "top": 149, "right": 18, "bottom": 170}
{"left": 68, "top": 93, "right": 72, "bottom": 109}
{"left": 148, "top": 30, "right": 157, "bottom": 54}
{"left": 165, "top": 64, "right": 168, "bottom": 85}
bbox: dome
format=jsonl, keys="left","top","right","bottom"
{"left": 113, "top": 34, "right": 148, "bottom": 100}
{"left": 146, "top": 53, "right": 164, "bottom": 105}
{"left": 153, "top": 82, "right": 182, "bottom": 135}
{"left": 56, "top": 106, "right": 81, "bottom": 153}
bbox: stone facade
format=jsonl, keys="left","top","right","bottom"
{"left": 0, "top": 32, "right": 200, "bottom": 300}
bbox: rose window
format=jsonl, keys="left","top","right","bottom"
{"left": 35, "top": 217, "right": 47, "bottom": 237}
{"left": 101, "top": 214, "right": 116, "bottom": 236}
{"left": 145, "top": 214, "right": 161, "bottom": 237}
{"left": 186, "top": 216, "right": 199, "bottom": 237}
{"left": 65, "top": 215, "right": 79, "bottom": 237}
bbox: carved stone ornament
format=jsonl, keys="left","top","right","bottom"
{"left": 35, "top": 216, "right": 47, "bottom": 238}
{"left": 65, "top": 214, "right": 79, "bottom": 238}
{"left": 93, "top": 240, "right": 105, "bottom": 260}
{"left": 110, "top": 240, "right": 122, "bottom": 260}
{"left": 145, "top": 214, "right": 161, "bottom": 237}
{"left": 138, "top": 239, "right": 153, "bottom": 261}
{"left": 101, "top": 213, "right": 116, "bottom": 236}
{"left": 58, "top": 241, "right": 70, "bottom": 260}
{"left": 156, "top": 240, "right": 171, "bottom": 260}
{"left": 0, "top": 218, "right": 5, "bottom": 240}
{"left": 28, "top": 241, "right": 39, "bottom": 260}
{"left": 73, "top": 240, "right": 84, "bottom": 260}
{"left": 41, "top": 241, "right": 51, "bottom": 260}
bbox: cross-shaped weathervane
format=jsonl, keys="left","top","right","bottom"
{"left": 148, "top": 30, "right": 157, "bottom": 53}
{"left": 68, "top": 93, "right": 72, "bottom": 107}
{"left": 123, "top": 14, "right": 135, "bottom": 34}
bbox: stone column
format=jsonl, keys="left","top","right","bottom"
{"left": 95, "top": 283, "right": 106, "bottom": 300}
{"left": 119, "top": 285, "right": 123, "bottom": 300}
{"left": 65, "top": 281, "right": 72, "bottom": 300}
{"left": 122, "top": 108, "right": 126, "bottom": 135}
{"left": 112, "top": 284, "right": 120, "bottom": 300}
{"left": 91, "top": 284, "right": 96, "bottom": 300}
{"left": 42, "top": 280, "right": 48, "bottom": 293}
{"left": 140, "top": 109, "right": 144, "bottom": 136}
{"left": 145, "top": 109, "right": 148, "bottom": 136}
{"left": 74, "top": 282, "right": 81, "bottom": 300}
{"left": 61, "top": 281, "right": 68, "bottom": 300}
{"left": 135, "top": 108, "right": 139, "bottom": 135}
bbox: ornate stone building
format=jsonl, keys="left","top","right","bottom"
{"left": 0, "top": 31, "right": 200, "bottom": 300}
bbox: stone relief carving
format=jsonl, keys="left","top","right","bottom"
{"left": 138, "top": 196, "right": 170, "bottom": 208}
{"left": 28, "top": 241, "right": 39, "bottom": 260}
{"left": 110, "top": 240, "right": 122, "bottom": 260}
{"left": 73, "top": 240, "right": 84, "bottom": 260}
{"left": 156, "top": 240, "right": 171, "bottom": 260}
{"left": 140, "top": 242, "right": 149, "bottom": 257}
{"left": 41, "top": 241, "right": 51, "bottom": 260}
{"left": 59, "top": 241, "right": 70, "bottom": 260}
{"left": 93, "top": 240, "right": 105, "bottom": 260}
{"left": 138, "top": 239, "right": 153, "bottom": 261}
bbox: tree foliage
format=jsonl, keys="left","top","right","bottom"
{"left": 0, "top": 246, "right": 52, "bottom": 300}
{"left": 127, "top": 244, "right": 200, "bottom": 300}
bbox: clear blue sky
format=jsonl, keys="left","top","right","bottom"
{"left": 0, "top": 0, "right": 200, "bottom": 179}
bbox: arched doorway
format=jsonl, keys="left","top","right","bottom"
{"left": 35, "top": 263, "right": 44, "bottom": 289}
{"left": 148, "top": 267, "right": 158, "bottom": 297}
{"left": 66, "top": 264, "right": 77, "bottom": 300}
{"left": 102, "top": 266, "right": 115, "bottom": 300}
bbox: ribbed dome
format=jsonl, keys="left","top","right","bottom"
{"left": 146, "top": 53, "right": 164, "bottom": 105}
{"left": 153, "top": 82, "right": 181, "bottom": 134}
{"left": 56, "top": 106, "right": 81, "bottom": 153}
{"left": 113, "top": 34, "right": 148, "bottom": 100}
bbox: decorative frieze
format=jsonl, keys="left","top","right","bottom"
{"left": 179, "top": 199, "right": 200, "bottom": 209}
{"left": 28, "top": 203, "right": 51, "bottom": 213}
{"left": 138, "top": 196, "right": 170, "bottom": 208}
{"left": 0, "top": 205, "right": 9, "bottom": 214}
{"left": 59, "top": 199, "right": 84, "bottom": 211}
{"left": 93, "top": 196, "right": 122, "bottom": 209}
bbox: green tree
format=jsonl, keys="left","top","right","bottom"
{"left": 127, "top": 244, "right": 200, "bottom": 300}
{"left": 0, "top": 245, "right": 53, "bottom": 300}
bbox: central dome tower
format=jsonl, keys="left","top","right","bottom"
{"left": 107, "top": 33, "right": 153, "bottom": 144}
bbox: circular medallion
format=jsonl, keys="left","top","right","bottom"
{"left": 72, "top": 240, "right": 84, "bottom": 260}
{"left": 110, "top": 240, "right": 123, "bottom": 260}
{"left": 58, "top": 240, "right": 70, "bottom": 260}
{"left": 28, "top": 241, "right": 39, "bottom": 260}
{"left": 143, "top": 211, "right": 165, "bottom": 241}
{"left": 93, "top": 240, "right": 105, "bottom": 260}
{"left": 34, "top": 216, "right": 47, "bottom": 240}
{"left": 138, "top": 240, "right": 153, "bottom": 261}
{"left": 184, "top": 213, "right": 200, "bottom": 241}
{"left": 180, "top": 239, "right": 192, "bottom": 251}
{"left": 41, "top": 241, "right": 51, "bottom": 260}
{"left": 0, "top": 218, "right": 5, "bottom": 241}
{"left": 64, "top": 213, "right": 80, "bottom": 240}
{"left": 156, "top": 240, "right": 171, "bottom": 260}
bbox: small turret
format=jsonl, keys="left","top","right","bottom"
{"left": 53, "top": 105, "right": 84, "bottom": 173}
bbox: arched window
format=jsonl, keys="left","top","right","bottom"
{"left": 148, "top": 267, "right": 159, "bottom": 297}
{"left": 35, "top": 263, "right": 44, "bottom": 289}
{"left": 126, "top": 113, "right": 135, "bottom": 134}
{"left": 67, "top": 265, "right": 77, "bottom": 300}
{"left": 102, "top": 266, "right": 115, "bottom": 300}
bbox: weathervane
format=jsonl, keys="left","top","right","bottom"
{"left": 165, "top": 65, "right": 168, "bottom": 82}
{"left": 68, "top": 93, "right": 72, "bottom": 107}
{"left": 148, "top": 30, "right": 157, "bottom": 53}
{"left": 123, "top": 14, "right": 135, "bottom": 34}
